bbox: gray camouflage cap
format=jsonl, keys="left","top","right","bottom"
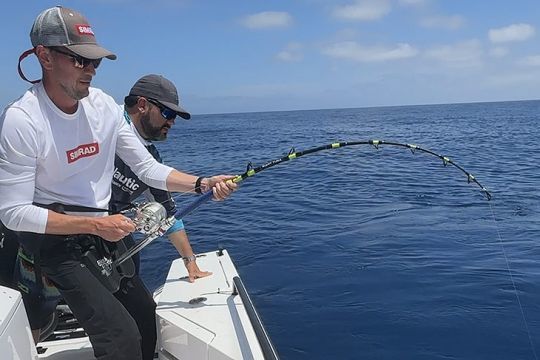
{"left": 30, "top": 6, "right": 116, "bottom": 60}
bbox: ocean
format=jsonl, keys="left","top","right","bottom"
{"left": 139, "top": 100, "right": 540, "bottom": 360}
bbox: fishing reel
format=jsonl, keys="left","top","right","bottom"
{"left": 113, "top": 201, "right": 177, "bottom": 267}
{"left": 83, "top": 202, "right": 177, "bottom": 292}
{"left": 123, "top": 201, "right": 174, "bottom": 235}
{"left": 132, "top": 201, "right": 168, "bottom": 234}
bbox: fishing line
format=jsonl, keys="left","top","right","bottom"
{"left": 119, "top": 139, "right": 537, "bottom": 357}
{"left": 488, "top": 202, "right": 538, "bottom": 360}
{"left": 170, "top": 138, "right": 491, "bottom": 213}
{"left": 121, "top": 139, "right": 492, "bottom": 262}
{"left": 166, "top": 139, "right": 492, "bottom": 260}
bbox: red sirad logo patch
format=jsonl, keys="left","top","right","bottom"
{"left": 66, "top": 142, "right": 99, "bottom": 163}
{"left": 76, "top": 25, "right": 95, "bottom": 36}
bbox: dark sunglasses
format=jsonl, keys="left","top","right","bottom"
{"left": 49, "top": 47, "right": 102, "bottom": 69}
{"left": 146, "top": 98, "right": 177, "bottom": 121}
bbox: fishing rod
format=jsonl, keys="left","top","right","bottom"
{"left": 111, "top": 140, "right": 540, "bottom": 360}
{"left": 231, "top": 140, "right": 491, "bottom": 199}
{"left": 114, "top": 139, "right": 491, "bottom": 266}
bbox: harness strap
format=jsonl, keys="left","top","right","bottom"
{"left": 19, "top": 203, "right": 109, "bottom": 294}
{"left": 33, "top": 202, "right": 112, "bottom": 214}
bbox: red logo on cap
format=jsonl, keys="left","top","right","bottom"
{"left": 76, "top": 25, "right": 95, "bottom": 36}
{"left": 66, "top": 142, "right": 99, "bottom": 163}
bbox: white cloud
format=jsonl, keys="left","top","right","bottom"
{"left": 488, "top": 23, "right": 535, "bottom": 43}
{"left": 420, "top": 15, "right": 465, "bottom": 30}
{"left": 240, "top": 11, "right": 293, "bottom": 29}
{"left": 398, "top": 0, "right": 428, "bottom": 6}
{"left": 276, "top": 43, "right": 304, "bottom": 62}
{"left": 425, "top": 40, "right": 483, "bottom": 67}
{"left": 332, "top": 0, "right": 391, "bottom": 21}
{"left": 334, "top": 28, "right": 361, "bottom": 40}
{"left": 322, "top": 41, "right": 418, "bottom": 62}
{"left": 489, "top": 47, "right": 509, "bottom": 58}
{"left": 517, "top": 55, "right": 540, "bottom": 66}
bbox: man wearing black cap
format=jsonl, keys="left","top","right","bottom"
{"left": 108, "top": 75, "right": 213, "bottom": 359}
{"left": 112, "top": 74, "right": 210, "bottom": 283}
{"left": 0, "top": 6, "right": 236, "bottom": 360}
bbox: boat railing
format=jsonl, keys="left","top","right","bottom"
{"left": 232, "top": 276, "right": 280, "bottom": 360}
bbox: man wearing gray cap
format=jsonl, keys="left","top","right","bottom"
{"left": 109, "top": 74, "right": 213, "bottom": 359}
{"left": 0, "top": 6, "right": 236, "bottom": 360}
{"left": 112, "top": 74, "right": 210, "bottom": 284}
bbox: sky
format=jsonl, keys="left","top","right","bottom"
{"left": 1, "top": 0, "right": 540, "bottom": 114}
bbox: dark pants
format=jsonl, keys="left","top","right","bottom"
{"left": 0, "top": 224, "right": 18, "bottom": 288}
{"left": 39, "top": 235, "right": 156, "bottom": 360}
{"left": 114, "top": 275, "right": 157, "bottom": 360}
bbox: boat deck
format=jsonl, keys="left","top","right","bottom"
{"left": 156, "top": 249, "right": 266, "bottom": 360}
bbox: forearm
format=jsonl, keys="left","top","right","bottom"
{"left": 165, "top": 170, "right": 208, "bottom": 193}
{"left": 0, "top": 203, "right": 96, "bottom": 235}
{"left": 167, "top": 229, "right": 194, "bottom": 258}
{"left": 45, "top": 211, "right": 134, "bottom": 241}
{"left": 44, "top": 210, "right": 99, "bottom": 235}
{"left": 166, "top": 172, "right": 237, "bottom": 201}
{"left": 170, "top": 229, "right": 212, "bottom": 282}
{"left": 116, "top": 122, "right": 176, "bottom": 190}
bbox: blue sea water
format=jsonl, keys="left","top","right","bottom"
{"left": 140, "top": 100, "right": 540, "bottom": 360}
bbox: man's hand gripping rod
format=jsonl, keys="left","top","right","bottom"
{"left": 115, "top": 190, "right": 215, "bottom": 266}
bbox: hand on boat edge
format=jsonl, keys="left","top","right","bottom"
{"left": 186, "top": 261, "right": 212, "bottom": 283}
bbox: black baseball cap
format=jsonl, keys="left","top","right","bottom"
{"left": 128, "top": 74, "right": 191, "bottom": 120}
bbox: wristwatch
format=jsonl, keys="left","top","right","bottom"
{"left": 182, "top": 255, "right": 197, "bottom": 263}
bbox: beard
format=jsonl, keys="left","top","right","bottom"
{"left": 60, "top": 82, "right": 89, "bottom": 101}
{"left": 140, "top": 112, "right": 169, "bottom": 141}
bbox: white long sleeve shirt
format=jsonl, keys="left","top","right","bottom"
{"left": 0, "top": 82, "right": 173, "bottom": 233}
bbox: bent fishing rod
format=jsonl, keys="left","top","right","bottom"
{"left": 115, "top": 139, "right": 491, "bottom": 265}
{"left": 105, "top": 141, "right": 539, "bottom": 360}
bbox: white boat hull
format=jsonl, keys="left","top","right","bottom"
{"left": 0, "top": 287, "right": 38, "bottom": 360}
{"left": 0, "top": 249, "right": 275, "bottom": 360}
{"left": 156, "top": 249, "right": 267, "bottom": 360}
